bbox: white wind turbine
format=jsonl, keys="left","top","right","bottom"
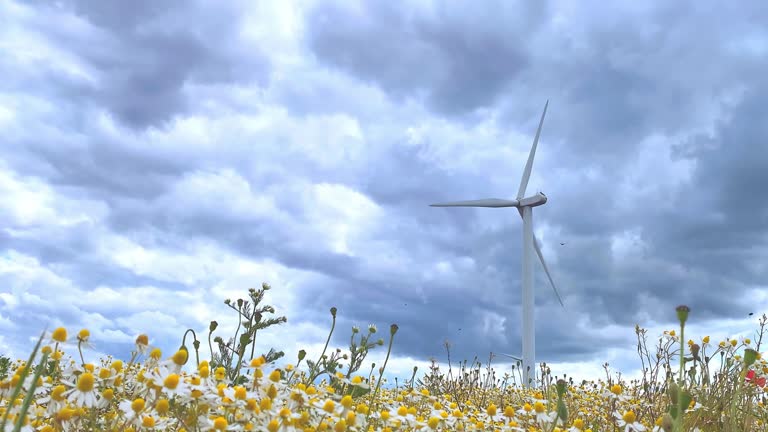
{"left": 429, "top": 100, "right": 564, "bottom": 388}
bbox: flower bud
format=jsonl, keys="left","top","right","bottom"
{"left": 556, "top": 379, "right": 567, "bottom": 398}
{"left": 744, "top": 348, "right": 759, "bottom": 367}
{"left": 330, "top": 307, "right": 337, "bottom": 318}
{"left": 209, "top": 321, "right": 218, "bottom": 332}
{"left": 298, "top": 350, "right": 306, "bottom": 361}
{"left": 661, "top": 413, "right": 674, "bottom": 432}
{"left": 390, "top": 324, "right": 399, "bottom": 335}
{"left": 676, "top": 305, "right": 690, "bottom": 326}
{"left": 667, "top": 381, "right": 679, "bottom": 404}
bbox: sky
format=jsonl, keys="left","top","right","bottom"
{"left": 1, "top": 0, "right": 768, "bottom": 387}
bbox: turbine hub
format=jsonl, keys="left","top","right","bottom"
{"left": 519, "top": 192, "right": 547, "bottom": 207}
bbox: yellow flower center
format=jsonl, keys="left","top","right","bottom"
{"left": 213, "top": 416, "right": 228, "bottom": 431}
{"left": 622, "top": 410, "right": 636, "bottom": 423}
{"left": 269, "top": 369, "right": 281, "bottom": 382}
{"left": 533, "top": 402, "right": 545, "bottom": 413}
{"left": 234, "top": 386, "right": 247, "bottom": 400}
{"left": 102, "top": 388, "right": 114, "bottom": 400}
{"left": 214, "top": 367, "right": 227, "bottom": 380}
{"left": 172, "top": 349, "right": 188, "bottom": 366}
{"left": 164, "top": 374, "right": 180, "bottom": 389}
{"left": 155, "top": 399, "right": 169, "bottom": 415}
{"left": 76, "top": 373, "right": 95, "bottom": 392}
{"left": 428, "top": 416, "right": 440, "bottom": 429}
{"left": 267, "top": 419, "right": 280, "bottom": 432}
{"left": 341, "top": 395, "right": 353, "bottom": 409}
{"left": 51, "top": 385, "right": 67, "bottom": 402}
{"left": 142, "top": 416, "right": 155, "bottom": 427}
{"left": 324, "top": 400, "right": 336, "bottom": 414}
{"left": 77, "top": 329, "right": 90, "bottom": 341}
{"left": 199, "top": 366, "right": 209, "bottom": 378}
{"left": 150, "top": 348, "right": 162, "bottom": 359}
{"left": 131, "top": 398, "right": 145, "bottom": 413}
{"left": 610, "top": 384, "right": 622, "bottom": 395}
{"left": 52, "top": 327, "right": 67, "bottom": 343}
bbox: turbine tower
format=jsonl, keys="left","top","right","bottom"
{"left": 429, "top": 100, "right": 564, "bottom": 388}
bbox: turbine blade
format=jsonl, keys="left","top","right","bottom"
{"left": 516, "top": 207, "right": 564, "bottom": 308}
{"left": 533, "top": 235, "right": 565, "bottom": 308}
{"left": 498, "top": 353, "right": 522, "bottom": 361}
{"left": 517, "top": 100, "right": 549, "bottom": 200}
{"left": 429, "top": 198, "right": 520, "bottom": 208}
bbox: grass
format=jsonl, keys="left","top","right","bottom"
{"left": 1, "top": 283, "right": 767, "bottom": 431}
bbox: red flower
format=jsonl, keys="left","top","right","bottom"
{"left": 746, "top": 369, "right": 766, "bottom": 388}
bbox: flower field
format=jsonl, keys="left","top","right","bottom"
{"left": 1, "top": 285, "right": 767, "bottom": 431}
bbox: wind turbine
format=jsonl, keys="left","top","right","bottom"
{"left": 429, "top": 100, "right": 564, "bottom": 388}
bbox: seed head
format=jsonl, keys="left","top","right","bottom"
{"left": 690, "top": 343, "right": 701, "bottom": 360}
{"left": 390, "top": 324, "right": 399, "bottom": 335}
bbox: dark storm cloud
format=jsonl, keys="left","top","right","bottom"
{"left": 306, "top": 1, "right": 547, "bottom": 117}
{"left": 21, "top": 0, "right": 271, "bottom": 130}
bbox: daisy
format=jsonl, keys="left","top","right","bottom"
{"left": 615, "top": 410, "right": 646, "bottom": 432}
{"left": 61, "top": 372, "right": 100, "bottom": 408}
{"left": 145, "top": 365, "right": 189, "bottom": 397}
{"left": 118, "top": 397, "right": 152, "bottom": 429}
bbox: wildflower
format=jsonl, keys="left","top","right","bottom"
{"left": 603, "top": 384, "right": 631, "bottom": 402}
{"left": 51, "top": 327, "right": 68, "bottom": 343}
{"left": 746, "top": 369, "right": 766, "bottom": 388}
{"left": 146, "top": 366, "right": 188, "bottom": 397}
{"left": 75, "top": 329, "right": 96, "bottom": 350}
{"left": 61, "top": 372, "right": 99, "bottom": 408}
{"left": 135, "top": 334, "right": 150, "bottom": 355}
{"left": 615, "top": 410, "right": 646, "bottom": 432}
{"left": 569, "top": 418, "right": 586, "bottom": 432}
{"left": 533, "top": 401, "right": 557, "bottom": 425}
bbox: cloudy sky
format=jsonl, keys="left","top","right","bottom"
{"left": 2, "top": 0, "right": 767, "bottom": 385}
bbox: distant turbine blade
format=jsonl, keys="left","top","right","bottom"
{"left": 517, "top": 100, "right": 549, "bottom": 200}
{"left": 533, "top": 235, "right": 565, "bottom": 308}
{"left": 429, "top": 198, "right": 520, "bottom": 208}
{"left": 498, "top": 353, "right": 522, "bottom": 361}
